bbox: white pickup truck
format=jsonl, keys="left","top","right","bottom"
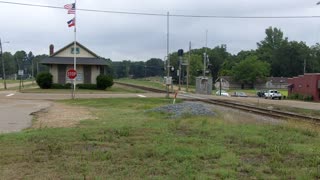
{"left": 264, "top": 90, "right": 282, "bottom": 100}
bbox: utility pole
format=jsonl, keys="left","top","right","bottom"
{"left": 0, "top": 38, "right": 9, "bottom": 89}
{"left": 37, "top": 62, "right": 39, "bottom": 75}
{"left": 187, "top": 42, "right": 191, "bottom": 92}
{"left": 203, "top": 30, "right": 208, "bottom": 77}
{"left": 166, "top": 11, "right": 170, "bottom": 98}
{"left": 178, "top": 57, "right": 182, "bottom": 90}
{"left": 144, "top": 63, "right": 147, "bottom": 79}
{"left": 31, "top": 56, "right": 34, "bottom": 84}
{"left": 304, "top": 58, "right": 306, "bottom": 74}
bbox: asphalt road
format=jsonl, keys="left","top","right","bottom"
{"left": 0, "top": 91, "right": 51, "bottom": 133}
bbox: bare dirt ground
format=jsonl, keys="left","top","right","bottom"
{"left": 32, "top": 102, "right": 97, "bottom": 129}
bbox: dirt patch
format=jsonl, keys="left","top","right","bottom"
{"left": 32, "top": 102, "right": 96, "bottom": 128}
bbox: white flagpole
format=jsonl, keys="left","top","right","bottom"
{"left": 73, "top": 0, "right": 77, "bottom": 99}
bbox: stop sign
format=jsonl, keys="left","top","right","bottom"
{"left": 67, "top": 69, "right": 77, "bottom": 79}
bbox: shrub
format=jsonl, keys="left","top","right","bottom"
{"left": 77, "top": 84, "right": 97, "bottom": 90}
{"left": 51, "top": 83, "right": 72, "bottom": 89}
{"left": 303, "top": 95, "right": 313, "bottom": 101}
{"left": 36, "top": 72, "right": 53, "bottom": 89}
{"left": 288, "top": 93, "right": 313, "bottom": 101}
{"left": 96, "top": 75, "right": 114, "bottom": 90}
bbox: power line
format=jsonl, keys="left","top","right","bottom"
{"left": 1, "top": 0, "right": 320, "bottom": 19}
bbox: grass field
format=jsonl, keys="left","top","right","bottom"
{"left": 0, "top": 98, "right": 320, "bottom": 179}
{"left": 116, "top": 77, "right": 166, "bottom": 90}
{"left": 1, "top": 79, "right": 32, "bottom": 84}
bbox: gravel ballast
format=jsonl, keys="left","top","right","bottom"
{"left": 147, "top": 102, "right": 215, "bottom": 118}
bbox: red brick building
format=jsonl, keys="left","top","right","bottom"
{"left": 287, "top": 73, "right": 320, "bottom": 102}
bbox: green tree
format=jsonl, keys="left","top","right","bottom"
{"left": 257, "top": 27, "right": 288, "bottom": 63}
{"left": 145, "top": 58, "right": 163, "bottom": 77}
{"left": 129, "top": 61, "right": 145, "bottom": 78}
{"left": 232, "top": 55, "right": 270, "bottom": 88}
{"left": 219, "top": 50, "right": 256, "bottom": 76}
{"left": 14, "top": 51, "right": 27, "bottom": 77}
{"left": 33, "top": 54, "right": 49, "bottom": 75}
{"left": 112, "top": 60, "right": 131, "bottom": 78}
{"left": 272, "top": 41, "right": 310, "bottom": 77}
{"left": 207, "top": 45, "right": 232, "bottom": 81}
{"left": 0, "top": 52, "right": 15, "bottom": 77}
{"left": 188, "top": 54, "right": 203, "bottom": 84}
{"left": 309, "top": 44, "right": 320, "bottom": 73}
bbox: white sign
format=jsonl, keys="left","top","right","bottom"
{"left": 18, "top": 70, "right": 24, "bottom": 76}
{"left": 164, "top": 76, "right": 172, "bottom": 85}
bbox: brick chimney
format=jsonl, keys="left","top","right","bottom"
{"left": 49, "top": 44, "right": 54, "bottom": 56}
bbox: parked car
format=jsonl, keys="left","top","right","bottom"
{"left": 257, "top": 90, "right": 267, "bottom": 97}
{"left": 264, "top": 90, "right": 282, "bottom": 100}
{"left": 232, "top": 91, "right": 248, "bottom": 97}
{"left": 216, "top": 90, "right": 230, "bottom": 97}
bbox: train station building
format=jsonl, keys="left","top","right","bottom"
{"left": 287, "top": 73, "right": 320, "bottom": 102}
{"left": 40, "top": 41, "right": 108, "bottom": 84}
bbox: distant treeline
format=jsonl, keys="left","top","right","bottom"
{"left": 2, "top": 27, "right": 320, "bottom": 84}
{"left": 0, "top": 51, "right": 49, "bottom": 79}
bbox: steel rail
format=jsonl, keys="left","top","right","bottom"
{"left": 115, "top": 82, "right": 168, "bottom": 93}
{"left": 115, "top": 82, "right": 320, "bottom": 123}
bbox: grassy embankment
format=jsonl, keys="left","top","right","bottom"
{"left": 0, "top": 98, "right": 319, "bottom": 179}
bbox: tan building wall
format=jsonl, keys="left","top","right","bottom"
{"left": 50, "top": 65, "right": 58, "bottom": 83}
{"left": 91, "top": 65, "right": 100, "bottom": 84}
{"left": 50, "top": 65, "right": 101, "bottom": 84}
{"left": 55, "top": 46, "right": 95, "bottom": 58}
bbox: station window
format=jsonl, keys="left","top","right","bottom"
{"left": 71, "top": 47, "right": 80, "bottom": 54}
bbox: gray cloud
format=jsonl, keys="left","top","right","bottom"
{"left": 1, "top": 0, "right": 320, "bottom": 61}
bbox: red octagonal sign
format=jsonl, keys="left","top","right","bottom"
{"left": 67, "top": 69, "right": 77, "bottom": 79}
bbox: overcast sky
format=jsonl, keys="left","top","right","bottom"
{"left": 1, "top": 0, "right": 320, "bottom": 61}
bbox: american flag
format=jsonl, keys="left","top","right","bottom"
{"left": 64, "top": 3, "right": 76, "bottom": 14}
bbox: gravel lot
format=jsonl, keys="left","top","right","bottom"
{"left": 147, "top": 101, "right": 283, "bottom": 124}
{"left": 147, "top": 102, "right": 216, "bottom": 118}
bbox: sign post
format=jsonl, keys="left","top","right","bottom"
{"left": 67, "top": 69, "right": 77, "bottom": 99}
{"left": 18, "top": 70, "right": 23, "bottom": 92}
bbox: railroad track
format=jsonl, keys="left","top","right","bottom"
{"left": 188, "top": 98, "right": 320, "bottom": 123}
{"left": 115, "top": 82, "right": 320, "bottom": 123}
{"left": 115, "top": 82, "right": 169, "bottom": 93}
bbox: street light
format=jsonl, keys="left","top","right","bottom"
{"left": 0, "top": 38, "right": 9, "bottom": 89}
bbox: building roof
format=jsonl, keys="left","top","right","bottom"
{"left": 267, "top": 77, "right": 288, "bottom": 84}
{"left": 51, "top": 41, "right": 99, "bottom": 58}
{"left": 40, "top": 57, "right": 108, "bottom": 65}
